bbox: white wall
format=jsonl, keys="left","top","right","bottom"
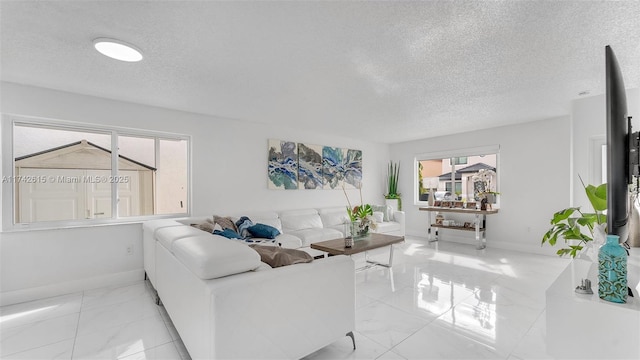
{"left": 0, "top": 82, "right": 390, "bottom": 305}
{"left": 390, "top": 116, "right": 572, "bottom": 255}
{"left": 571, "top": 88, "right": 640, "bottom": 210}
{"left": 389, "top": 87, "right": 640, "bottom": 255}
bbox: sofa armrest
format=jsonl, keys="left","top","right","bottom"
{"left": 392, "top": 210, "right": 405, "bottom": 235}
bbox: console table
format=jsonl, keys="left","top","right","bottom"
{"left": 418, "top": 207, "right": 499, "bottom": 249}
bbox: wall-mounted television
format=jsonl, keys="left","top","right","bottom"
{"left": 605, "top": 45, "right": 639, "bottom": 243}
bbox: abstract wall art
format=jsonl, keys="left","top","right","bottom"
{"left": 268, "top": 139, "right": 362, "bottom": 190}
{"left": 343, "top": 149, "right": 362, "bottom": 189}
{"left": 322, "top": 146, "right": 344, "bottom": 190}
{"left": 268, "top": 139, "right": 298, "bottom": 190}
{"left": 298, "top": 143, "right": 323, "bottom": 189}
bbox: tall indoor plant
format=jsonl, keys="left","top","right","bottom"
{"left": 385, "top": 161, "right": 401, "bottom": 211}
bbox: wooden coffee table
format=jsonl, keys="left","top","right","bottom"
{"left": 310, "top": 233, "right": 404, "bottom": 270}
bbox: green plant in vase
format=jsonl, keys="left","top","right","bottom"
{"left": 385, "top": 161, "right": 401, "bottom": 210}
{"left": 542, "top": 181, "right": 607, "bottom": 257}
{"left": 343, "top": 184, "right": 376, "bottom": 239}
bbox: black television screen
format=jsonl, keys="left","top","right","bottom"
{"left": 605, "top": 45, "right": 629, "bottom": 243}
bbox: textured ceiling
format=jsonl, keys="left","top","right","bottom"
{"left": 1, "top": 1, "right": 639, "bottom": 144}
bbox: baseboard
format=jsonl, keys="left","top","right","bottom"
{"left": 0, "top": 269, "right": 145, "bottom": 306}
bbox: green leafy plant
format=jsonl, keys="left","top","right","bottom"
{"left": 342, "top": 184, "right": 376, "bottom": 236}
{"left": 347, "top": 204, "right": 373, "bottom": 222}
{"left": 385, "top": 161, "right": 401, "bottom": 209}
{"left": 386, "top": 161, "right": 400, "bottom": 197}
{"left": 542, "top": 181, "right": 607, "bottom": 257}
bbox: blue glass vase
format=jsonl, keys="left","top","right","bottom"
{"left": 598, "top": 234, "right": 628, "bottom": 303}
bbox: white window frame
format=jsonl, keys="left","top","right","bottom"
{"left": 1, "top": 114, "right": 192, "bottom": 231}
{"left": 414, "top": 145, "right": 500, "bottom": 206}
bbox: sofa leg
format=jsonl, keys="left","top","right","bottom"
{"left": 346, "top": 331, "right": 356, "bottom": 350}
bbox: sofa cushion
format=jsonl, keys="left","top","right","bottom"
{"left": 318, "top": 207, "right": 350, "bottom": 227}
{"left": 190, "top": 219, "right": 223, "bottom": 233}
{"left": 229, "top": 211, "right": 283, "bottom": 232}
{"left": 373, "top": 221, "right": 401, "bottom": 234}
{"left": 274, "top": 233, "right": 303, "bottom": 249}
{"left": 213, "top": 215, "right": 239, "bottom": 232}
{"left": 249, "top": 245, "right": 313, "bottom": 268}
{"left": 372, "top": 211, "right": 384, "bottom": 223}
{"left": 280, "top": 209, "right": 323, "bottom": 231}
{"left": 172, "top": 235, "right": 262, "bottom": 280}
{"left": 144, "top": 219, "right": 183, "bottom": 235}
{"left": 156, "top": 226, "right": 208, "bottom": 251}
{"left": 247, "top": 223, "right": 281, "bottom": 239}
{"left": 287, "top": 228, "right": 344, "bottom": 247}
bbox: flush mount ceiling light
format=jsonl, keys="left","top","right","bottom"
{"left": 93, "top": 38, "right": 143, "bottom": 62}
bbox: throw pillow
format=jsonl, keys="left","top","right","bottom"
{"left": 372, "top": 211, "right": 384, "bottom": 224}
{"left": 191, "top": 219, "right": 215, "bottom": 233}
{"left": 249, "top": 245, "right": 313, "bottom": 268}
{"left": 247, "top": 223, "right": 281, "bottom": 239}
{"left": 213, "top": 215, "right": 238, "bottom": 232}
{"left": 372, "top": 205, "right": 391, "bottom": 222}
{"left": 235, "top": 216, "right": 254, "bottom": 238}
{"left": 213, "top": 228, "right": 243, "bottom": 239}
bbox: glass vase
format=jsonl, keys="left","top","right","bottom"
{"left": 350, "top": 220, "right": 370, "bottom": 241}
{"left": 598, "top": 234, "right": 628, "bottom": 303}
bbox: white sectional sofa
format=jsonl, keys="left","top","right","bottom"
{"left": 278, "top": 205, "right": 405, "bottom": 254}
{"left": 142, "top": 206, "right": 404, "bottom": 359}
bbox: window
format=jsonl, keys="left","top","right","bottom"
{"left": 445, "top": 181, "right": 463, "bottom": 194}
{"left": 416, "top": 146, "right": 499, "bottom": 203}
{"left": 2, "top": 116, "right": 190, "bottom": 229}
{"left": 450, "top": 157, "right": 468, "bottom": 165}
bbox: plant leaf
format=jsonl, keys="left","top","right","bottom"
{"left": 551, "top": 208, "right": 579, "bottom": 224}
{"left": 585, "top": 183, "right": 607, "bottom": 211}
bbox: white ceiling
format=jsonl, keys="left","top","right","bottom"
{"left": 1, "top": 1, "right": 639, "bottom": 144}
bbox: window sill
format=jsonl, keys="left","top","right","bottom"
{"left": 1, "top": 214, "right": 189, "bottom": 233}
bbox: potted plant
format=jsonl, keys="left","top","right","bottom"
{"left": 542, "top": 181, "right": 607, "bottom": 258}
{"left": 385, "top": 161, "right": 401, "bottom": 211}
{"left": 342, "top": 184, "right": 376, "bottom": 240}
{"left": 472, "top": 169, "right": 499, "bottom": 209}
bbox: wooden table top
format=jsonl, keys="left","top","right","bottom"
{"left": 418, "top": 206, "right": 499, "bottom": 215}
{"left": 310, "top": 233, "right": 405, "bottom": 256}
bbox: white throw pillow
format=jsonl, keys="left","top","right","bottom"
{"left": 373, "top": 211, "right": 384, "bottom": 223}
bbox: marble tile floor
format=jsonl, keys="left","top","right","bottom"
{"left": 0, "top": 237, "right": 570, "bottom": 359}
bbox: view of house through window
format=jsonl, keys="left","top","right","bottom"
{"left": 11, "top": 122, "right": 189, "bottom": 224}
{"left": 417, "top": 152, "right": 498, "bottom": 203}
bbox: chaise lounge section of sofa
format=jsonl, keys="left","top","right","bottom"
{"left": 144, "top": 218, "right": 356, "bottom": 360}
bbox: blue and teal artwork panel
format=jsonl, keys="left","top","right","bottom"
{"left": 343, "top": 149, "right": 362, "bottom": 189}
{"left": 268, "top": 139, "right": 298, "bottom": 190}
{"left": 298, "top": 143, "right": 323, "bottom": 189}
{"left": 322, "top": 146, "right": 344, "bottom": 189}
